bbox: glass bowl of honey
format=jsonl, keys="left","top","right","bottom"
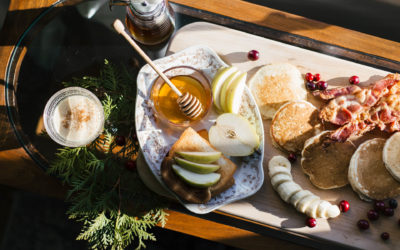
{"left": 150, "top": 66, "right": 212, "bottom": 127}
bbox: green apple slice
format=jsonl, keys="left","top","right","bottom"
{"left": 226, "top": 72, "right": 247, "bottom": 114}
{"left": 175, "top": 151, "right": 221, "bottom": 164}
{"left": 174, "top": 157, "right": 220, "bottom": 174}
{"left": 172, "top": 164, "right": 221, "bottom": 188}
{"left": 212, "top": 66, "right": 238, "bottom": 111}
{"left": 219, "top": 70, "right": 241, "bottom": 112}
{"left": 209, "top": 113, "right": 260, "bottom": 156}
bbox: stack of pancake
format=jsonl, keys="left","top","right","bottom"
{"left": 249, "top": 62, "right": 400, "bottom": 201}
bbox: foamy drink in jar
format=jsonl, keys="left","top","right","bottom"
{"left": 44, "top": 87, "right": 104, "bottom": 147}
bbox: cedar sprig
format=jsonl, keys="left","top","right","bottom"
{"left": 48, "top": 60, "right": 168, "bottom": 249}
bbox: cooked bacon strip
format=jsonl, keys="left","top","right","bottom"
{"left": 313, "top": 85, "right": 361, "bottom": 100}
{"left": 330, "top": 120, "right": 374, "bottom": 142}
{"left": 333, "top": 107, "right": 353, "bottom": 125}
{"left": 319, "top": 95, "right": 362, "bottom": 125}
{"left": 317, "top": 74, "right": 400, "bottom": 142}
{"left": 388, "top": 121, "right": 400, "bottom": 132}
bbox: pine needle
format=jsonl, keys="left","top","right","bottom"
{"left": 48, "top": 60, "right": 169, "bottom": 249}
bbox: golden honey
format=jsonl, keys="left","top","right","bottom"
{"left": 152, "top": 75, "right": 210, "bottom": 125}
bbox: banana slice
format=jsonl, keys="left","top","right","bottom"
{"left": 326, "top": 205, "right": 341, "bottom": 218}
{"left": 316, "top": 200, "right": 331, "bottom": 219}
{"left": 268, "top": 156, "right": 341, "bottom": 219}
{"left": 276, "top": 181, "right": 302, "bottom": 202}
{"left": 271, "top": 173, "right": 293, "bottom": 190}
{"left": 305, "top": 198, "right": 321, "bottom": 218}
{"left": 296, "top": 195, "right": 320, "bottom": 213}
{"left": 289, "top": 190, "right": 313, "bottom": 207}
{"left": 268, "top": 155, "right": 291, "bottom": 170}
{"left": 268, "top": 166, "right": 291, "bottom": 178}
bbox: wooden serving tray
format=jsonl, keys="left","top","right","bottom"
{"left": 166, "top": 22, "right": 397, "bottom": 249}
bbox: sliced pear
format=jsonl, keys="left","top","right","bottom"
{"left": 212, "top": 66, "right": 238, "bottom": 111}
{"left": 172, "top": 164, "right": 221, "bottom": 188}
{"left": 174, "top": 157, "right": 220, "bottom": 174}
{"left": 176, "top": 151, "right": 221, "bottom": 164}
{"left": 226, "top": 72, "right": 247, "bottom": 114}
{"left": 219, "top": 70, "right": 241, "bottom": 112}
{"left": 209, "top": 113, "right": 260, "bottom": 156}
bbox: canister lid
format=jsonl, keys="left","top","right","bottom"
{"left": 131, "top": 0, "right": 163, "bottom": 14}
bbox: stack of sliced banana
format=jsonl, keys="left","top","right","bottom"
{"left": 269, "top": 156, "right": 341, "bottom": 219}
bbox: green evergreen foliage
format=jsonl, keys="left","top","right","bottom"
{"left": 48, "top": 60, "right": 168, "bottom": 249}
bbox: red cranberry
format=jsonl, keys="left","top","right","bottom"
{"left": 383, "top": 207, "right": 394, "bottom": 217}
{"left": 339, "top": 200, "right": 350, "bottom": 213}
{"left": 306, "top": 217, "right": 317, "bottom": 228}
{"left": 357, "top": 219, "right": 369, "bottom": 230}
{"left": 115, "top": 135, "right": 126, "bottom": 146}
{"left": 306, "top": 81, "right": 317, "bottom": 91}
{"left": 374, "top": 200, "right": 385, "bottom": 212}
{"left": 381, "top": 232, "right": 390, "bottom": 240}
{"left": 389, "top": 199, "right": 398, "bottom": 209}
{"left": 367, "top": 210, "right": 379, "bottom": 221}
{"left": 247, "top": 50, "right": 259, "bottom": 61}
{"left": 125, "top": 160, "right": 136, "bottom": 171}
{"left": 317, "top": 81, "right": 328, "bottom": 91}
{"left": 349, "top": 75, "right": 360, "bottom": 85}
{"left": 313, "top": 73, "right": 321, "bottom": 81}
{"left": 305, "top": 73, "right": 314, "bottom": 82}
{"left": 288, "top": 153, "right": 297, "bottom": 163}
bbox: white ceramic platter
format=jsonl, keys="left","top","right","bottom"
{"left": 135, "top": 45, "right": 264, "bottom": 214}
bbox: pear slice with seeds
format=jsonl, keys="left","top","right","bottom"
{"left": 209, "top": 113, "right": 260, "bottom": 156}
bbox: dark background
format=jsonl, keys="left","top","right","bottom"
{"left": 1, "top": 0, "right": 400, "bottom": 249}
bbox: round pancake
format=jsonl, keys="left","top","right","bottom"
{"left": 301, "top": 131, "right": 356, "bottom": 189}
{"left": 383, "top": 132, "right": 400, "bottom": 182}
{"left": 271, "top": 101, "right": 323, "bottom": 153}
{"left": 349, "top": 138, "right": 400, "bottom": 201}
{"left": 248, "top": 63, "right": 306, "bottom": 119}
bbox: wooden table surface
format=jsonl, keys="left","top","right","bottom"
{"left": 1, "top": 0, "right": 400, "bottom": 249}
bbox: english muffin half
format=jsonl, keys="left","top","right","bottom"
{"left": 248, "top": 63, "right": 306, "bottom": 119}
{"left": 383, "top": 132, "right": 400, "bottom": 182}
{"left": 301, "top": 131, "right": 356, "bottom": 189}
{"left": 270, "top": 100, "right": 323, "bottom": 153}
{"left": 349, "top": 138, "right": 400, "bottom": 201}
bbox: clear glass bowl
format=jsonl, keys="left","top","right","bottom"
{"left": 150, "top": 66, "right": 212, "bottom": 127}
{"left": 43, "top": 87, "right": 104, "bottom": 147}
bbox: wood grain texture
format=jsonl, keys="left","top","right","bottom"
{"left": 170, "top": 0, "right": 400, "bottom": 63}
{"left": 167, "top": 22, "right": 398, "bottom": 250}
{"left": 1, "top": 0, "right": 400, "bottom": 249}
{"left": 163, "top": 210, "right": 310, "bottom": 250}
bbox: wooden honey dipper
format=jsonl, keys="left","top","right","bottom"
{"left": 113, "top": 19, "right": 203, "bottom": 119}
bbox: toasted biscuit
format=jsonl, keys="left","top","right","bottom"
{"left": 383, "top": 132, "right": 400, "bottom": 182}
{"left": 162, "top": 127, "right": 237, "bottom": 203}
{"left": 349, "top": 138, "right": 400, "bottom": 201}
{"left": 271, "top": 101, "right": 323, "bottom": 153}
{"left": 301, "top": 131, "right": 356, "bottom": 189}
{"left": 248, "top": 63, "right": 306, "bottom": 119}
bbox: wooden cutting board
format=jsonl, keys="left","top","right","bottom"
{"left": 166, "top": 22, "right": 397, "bottom": 249}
